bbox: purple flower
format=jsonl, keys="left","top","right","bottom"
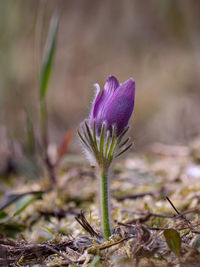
{"left": 90, "top": 76, "right": 135, "bottom": 136}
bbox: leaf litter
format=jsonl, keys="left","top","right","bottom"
{"left": 1, "top": 139, "right": 200, "bottom": 266}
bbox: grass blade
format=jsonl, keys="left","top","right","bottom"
{"left": 40, "top": 13, "right": 59, "bottom": 101}
{"left": 13, "top": 195, "right": 39, "bottom": 217}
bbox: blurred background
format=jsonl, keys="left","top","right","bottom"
{"left": 0, "top": 0, "right": 200, "bottom": 155}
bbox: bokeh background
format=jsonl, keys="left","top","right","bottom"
{"left": 1, "top": 0, "right": 200, "bottom": 154}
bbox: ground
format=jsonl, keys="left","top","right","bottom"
{"left": 1, "top": 139, "right": 200, "bottom": 266}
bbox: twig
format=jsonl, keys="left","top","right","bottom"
{"left": 99, "top": 236, "right": 131, "bottom": 250}
{"left": 44, "top": 151, "right": 56, "bottom": 184}
{"left": 166, "top": 196, "right": 180, "bottom": 215}
{"left": 44, "top": 244, "right": 78, "bottom": 267}
{"left": 50, "top": 260, "right": 85, "bottom": 267}
{"left": 149, "top": 221, "right": 200, "bottom": 231}
{"left": 119, "top": 209, "right": 173, "bottom": 224}
{"left": 177, "top": 221, "right": 200, "bottom": 230}
{"left": 116, "top": 186, "right": 168, "bottom": 201}
{"left": 121, "top": 209, "right": 174, "bottom": 219}
{"left": 133, "top": 224, "right": 152, "bottom": 256}
{"left": 116, "top": 192, "right": 154, "bottom": 201}
{"left": 37, "top": 139, "right": 56, "bottom": 184}
{"left": 118, "top": 220, "right": 200, "bottom": 233}
{"left": 0, "top": 239, "right": 77, "bottom": 262}
{"left": 126, "top": 213, "right": 152, "bottom": 224}
{"left": 166, "top": 196, "right": 192, "bottom": 226}
{"left": 177, "top": 207, "right": 200, "bottom": 216}
{"left": 75, "top": 211, "right": 100, "bottom": 238}
{"left": 39, "top": 207, "right": 80, "bottom": 219}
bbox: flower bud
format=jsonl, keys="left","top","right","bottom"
{"left": 90, "top": 76, "right": 135, "bottom": 136}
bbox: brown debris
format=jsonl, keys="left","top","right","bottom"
{"left": 75, "top": 211, "right": 101, "bottom": 238}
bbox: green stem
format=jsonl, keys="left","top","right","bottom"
{"left": 100, "top": 168, "right": 111, "bottom": 240}
{"left": 40, "top": 100, "right": 48, "bottom": 150}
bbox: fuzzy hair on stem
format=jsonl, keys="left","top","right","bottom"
{"left": 77, "top": 121, "right": 133, "bottom": 240}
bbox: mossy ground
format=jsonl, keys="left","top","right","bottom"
{"left": 1, "top": 139, "right": 200, "bottom": 266}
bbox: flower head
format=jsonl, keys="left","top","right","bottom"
{"left": 90, "top": 76, "right": 135, "bottom": 136}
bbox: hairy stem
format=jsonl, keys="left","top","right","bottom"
{"left": 99, "top": 168, "right": 111, "bottom": 240}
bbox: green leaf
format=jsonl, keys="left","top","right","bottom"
{"left": 0, "top": 193, "right": 25, "bottom": 211}
{"left": 13, "top": 194, "right": 40, "bottom": 216}
{"left": 0, "top": 222, "right": 25, "bottom": 238}
{"left": 89, "top": 255, "right": 100, "bottom": 267}
{"left": 40, "top": 13, "right": 59, "bottom": 101}
{"left": 0, "top": 190, "right": 44, "bottom": 211}
{"left": 164, "top": 229, "right": 181, "bottom": 257}
{"left": 0, "top": 210, "right": 8, "bottom": 220}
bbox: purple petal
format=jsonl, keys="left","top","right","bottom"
{"left": 89, "top": 76, "right": 135, "bottom": 136}
{"left": 90, "top": 76, "right": 119, "bottom": 129}
{"left": 97, "top": 78, "right": 135, "bottom": 135}
{"left": 104, "top": 76, "right": 119, "bottom": 93}
{"left": 89, "top": 83, "right": 101, "bottom": 124}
